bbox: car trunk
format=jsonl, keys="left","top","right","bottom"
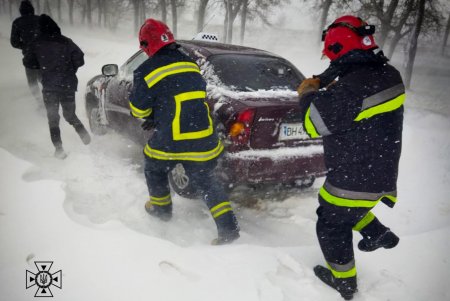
{"left": 225, "top": 96, "right": 319, "bottom": 151}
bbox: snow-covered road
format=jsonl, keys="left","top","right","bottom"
{"left": 0, "top": 17, "right": 449, "bottom": 301}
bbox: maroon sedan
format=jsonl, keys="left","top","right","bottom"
{"left": 85, "top": 39, "right": 326, "bottom": 198}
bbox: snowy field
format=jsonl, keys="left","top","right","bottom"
{"left": 0, "top": 15, "right": 450, "bottom": 301}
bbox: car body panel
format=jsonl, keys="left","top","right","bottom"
{"left": 85, "top": 40, "right": 326, "bottom": 188}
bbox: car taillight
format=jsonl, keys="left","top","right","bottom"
{"left": 229, "top": 108, "right": 255, "bottom": 145}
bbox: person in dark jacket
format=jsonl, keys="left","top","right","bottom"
{"left": 10, "top": 0, "right": 41, "bottom": 102}
{"left": 26, "top": 14, "right": 91, "bottom": 159}
{"left": 130, "top": 19, "right": 239, "bottom": 245}
{"left": 297, "top": 16, "right": 404, "bottom": 300}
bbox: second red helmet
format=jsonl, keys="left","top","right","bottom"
{"left": 139, "top": 19, "right": 175, "bottom": 56}
{"left": 322, "top": 15, "right": 377, "bottom": 61}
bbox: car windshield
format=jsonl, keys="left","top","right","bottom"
{"left": 208, "top": 54, "right": 303, "bottom": 92}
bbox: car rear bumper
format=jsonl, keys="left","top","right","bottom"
{"left": 218, "top": 145, "right": 326, "bottom": 185}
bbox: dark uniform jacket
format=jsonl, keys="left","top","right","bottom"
{"left": 26, "top": 16, "right": 84, "bottom": 92}
{"left": 10, "top": 5, "right": 39, "bottom": 68}
{"left": 129, "top": 45, "right": 223, "bottom": 162}
{"left": 300, "top": 50, "right": 404, "bottom": 208}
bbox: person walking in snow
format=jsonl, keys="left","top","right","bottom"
{"left": 10, "top": 0, "right": 42, "bottom": 102}
{"left": 26, "top": 14, "right": 91, "bottom": 159}
{"left": 297, "top": 15, "right": 404, "bottom": 300}
{"left": 129, "top": 19, "right": 239, "bottom": 245}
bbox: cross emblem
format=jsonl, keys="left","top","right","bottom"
{"left": 26, "top": 261, "right": 62, "bottom": 297}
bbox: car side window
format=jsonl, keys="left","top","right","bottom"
{"left": 121, "top": 51, "right": 148, "bottom": 76}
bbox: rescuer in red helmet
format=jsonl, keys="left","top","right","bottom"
{"left": 297, "top": 15, "right": 405, "bottom": 299}
{"left": 129, "top": 19, "right": 239, "bottom": 245}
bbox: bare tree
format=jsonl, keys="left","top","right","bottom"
{"left": 57, "top": 0, "right": 62, "bottom": 22}
{"left": 239, "top": 0, "right": 248, "bottom": 44}
{"left": 223, "top": 0, "right": 243, "bottom": 43}
{"left": 404, "top": 0, "right": 426, "bottom": 89}
{"left": 386, "top": 0, "right": 415, "bottom": 58}
{"left": 317, "top": 0, "right": 332, "bottom": 44}
{"left": 442, "top": 12, "right": 450, "bottom": 55}
{"left": 43, "top": 0, "right": 52, "bottom": 16}
{"left": 159, "top": 0, "right": 167, "bottom": 23}
{"left": 86, "top": 0, "right": 92, "bottom": 27}
{"left": 170, "top": 0, "right": 177, "bottom": 36}
{"left": 197, "top": 0, "right": 209, "bottom": 32}
{"left": 67, "top": 0, "right": 74, "bottom": 24}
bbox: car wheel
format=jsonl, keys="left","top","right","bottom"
{"left": 89, "top": 107, "right": 108, "bottom": 136}
{"left": 168, "top": 163, "right": 199, "bottom": 199}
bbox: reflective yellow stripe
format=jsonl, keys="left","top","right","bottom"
{"left": 129, "top": 101, "right": 152, "bottom": 118}
{"left": 213, "top": 208, "right": 233, "bottom": 218}
{"left": 327, "top": 263, "right": 357, "bottom": 279}
{"left": 172, "top": 91, "right": 213, "bottom": 141}
{"left": 144, "top": 140, "right": 224, "bottom": 161}
{"left": 151, "top": 194, "right": 171, "bottom": 201}
{"left": 353, "top": 211, "right": 375, "bottom": 231}
{"left": 355, "top": 93, "right": 405, "bottom": 121}
{"left": 144, "top": 62, "right": 201, "bottom": 89}
{"left": 320, "top": 186, "right": 398, "bottom": 208}
{"left": 304, "top": 107, "right": 320, "bottom": 138}
{"left": 210, "top": 201, "right": 231, "bottom": 213}
{"left": 210, "top": 201, "right": 233, "bottom": 219}
{"left": 150, "top": 200, "right": 172, "bottom": 206}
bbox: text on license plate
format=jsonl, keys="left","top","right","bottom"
{"left": 279, "top": 123, "right": 308, "bottom": 140}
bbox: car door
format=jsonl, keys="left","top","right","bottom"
{"left": 106, "top": 51, "right": 150, "bottom": 142}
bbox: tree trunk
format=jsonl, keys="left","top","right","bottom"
{"left": 43, "top": 0, "right": 52, "bottom": 17}
{"left": 35, "top": 0, "right": 40, "bottom": 14}
{"left": 57, "top": 0, "right": 62, "bottom": 22}
{"left": 170, "top": 0, "right": 177, "bottom": 36}
{"left": 386, "top": 0, "right": 414, "bottom": 59}
{"left": 378, "top": 0, "right": 400, "bottom": 48}
{"left": 86, "top": 0, "right": 92, "bottom": 27}
{"left": 8, "top": 0, "right": 12, "bottom": 19}
{"left": 404, "top": 0, "right": 426, "bottom": 89}
{"left": 239, "top": 0, "right": 248, "bottom": 45}
{"left": 318, "top": 0, "right": 332, "bottom": 45}
{"left": 197, "top": 0, "right": 209, "bottom": 33}
{"left": 67, "top": 0, "right": 74, "bottom": 25}
{"left": 97, "top": 0, "right": 102, "bottom": 26}
{"left": 160, "top": 0, "right": 167, "bottom": 23}
{"left": 224, "top": 0, "right": 242, "bottom": 44}
{"left": 441, "top": 13, "right": 450, "bottom": 56}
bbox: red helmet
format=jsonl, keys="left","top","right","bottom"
{"left": 139, "top": 19, "right": 175, "bottom": 56}
{"left": 322, "top": 15, "right": 377, "bottom": 61}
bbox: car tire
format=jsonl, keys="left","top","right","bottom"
{"left": 89, "top": 107, "right": 108, "bottom": 136}
{"left": 168, "top": 163, "right": 199, "bottom": 199}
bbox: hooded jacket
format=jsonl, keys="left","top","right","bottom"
{"left": 10, "top": 0, "right": 40, "bottom": 66}
{"left": 26, "top": 15, "right": 84, "bottom": 92}
{"left": 300, "top": 50, "right": 404, "bottom": 208}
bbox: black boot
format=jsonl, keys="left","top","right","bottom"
{"left": 145, "top": 201, "right": 172, "bottom": 222}
{"left": 75, "top": 125, "right": 91, "bottom": 145}
{"left": 314, "top": 265, "right": 357, "bottom": 300}
{"left": 358, "top": 229, "right": 399, "bottom": 252}
{"left": 211, "top": 212, "right": 240, "bottom": 245}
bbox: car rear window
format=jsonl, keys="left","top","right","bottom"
{"left": 208, "top": 54, "right": 304, "bottom": 92}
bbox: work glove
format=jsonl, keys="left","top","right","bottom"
{"left": 297, "top": 78, "right": 320, "bottom": 97}
{"left": 141, "top": 117, "right": 155, "bottom": 131}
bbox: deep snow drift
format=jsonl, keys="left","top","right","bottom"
{"left": 0, "top": 15, "right": 449, "bottom": 301}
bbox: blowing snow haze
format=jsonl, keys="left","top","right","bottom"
{"left": 0, "top": 1, "right": 450, "bottom": 301}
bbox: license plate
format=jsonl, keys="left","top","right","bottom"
{"left": 279, "top": 123, "right": 308, "bottom": 140}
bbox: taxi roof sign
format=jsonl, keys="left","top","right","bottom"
{"left": 193, "top": 32, "right": 219, "bottom": 42}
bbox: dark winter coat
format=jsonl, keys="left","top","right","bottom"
{"left": 10, "top": 1, "right": 39, "bottom": 68}
{"left": 300, "top": 50, "right": 404, "bottom": 207}
{"left": 26, "top": 15, "right": 84, "bottom": 92}
{"left": 129, "top": 45, "right": 223, "bottom": 162}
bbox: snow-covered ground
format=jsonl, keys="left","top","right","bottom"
{"left": 0, "top": 15, "right": 450, "bottom": 301}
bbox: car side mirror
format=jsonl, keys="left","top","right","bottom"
{"left": 102, "top": 64, "right": 118, "bottom": 76}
